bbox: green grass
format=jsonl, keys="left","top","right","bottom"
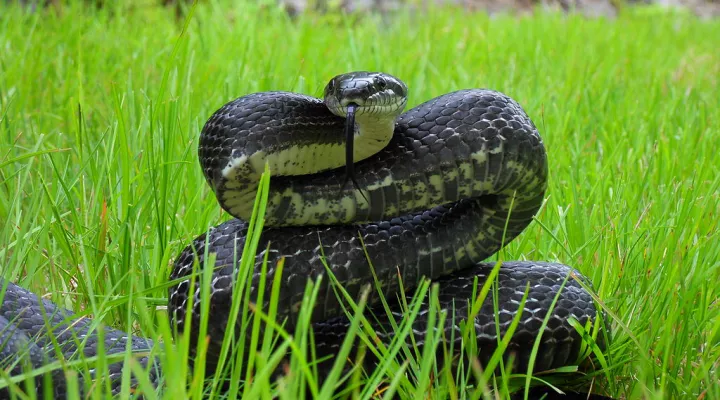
{"left": 1, "top": 0, "right": 719, "bottom": 399}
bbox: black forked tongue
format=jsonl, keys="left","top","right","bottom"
{"left": 344, "top": 103, "right": 369, "bottom": 205}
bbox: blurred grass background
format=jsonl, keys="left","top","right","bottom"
{"left": 1, "top": 0, "right": 719, "bottom": 398}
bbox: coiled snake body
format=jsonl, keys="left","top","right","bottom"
{"left": 0, "top": 72, "right": 603, "bottom": 398}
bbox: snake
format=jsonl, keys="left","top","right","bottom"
{"left": 0, "top": 71, "right": 605, "bottom": 399}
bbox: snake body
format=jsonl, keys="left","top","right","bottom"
{"left": 0, "top": 72, "right": 603, "bottom": 398}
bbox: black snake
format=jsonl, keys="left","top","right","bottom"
{"left": 0, "top": 71, "right": 605, "bottom": 399}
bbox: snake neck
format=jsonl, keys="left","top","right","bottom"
{"left": 351, "top": 113, "right": 396, "bottom": 162}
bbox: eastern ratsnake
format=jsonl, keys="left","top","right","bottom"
{"left": 0, "top": 71, "right": 605, "bottom": 398}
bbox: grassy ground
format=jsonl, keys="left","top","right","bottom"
{"left": 1, "top": 0, "right": 719, "bottom": 399}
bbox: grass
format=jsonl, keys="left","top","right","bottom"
{"left": 0, "top": 0, "right": 719, "bottom": 398}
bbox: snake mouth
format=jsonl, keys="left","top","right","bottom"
{"left": 335, "top": 96, "right": 406, "bottom": 117}
{"left": 326, "top": 97, "right": 403, "bottom": 118}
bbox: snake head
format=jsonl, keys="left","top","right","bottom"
{"left": 323, "top": 71, "right": 408, "bottom": 119}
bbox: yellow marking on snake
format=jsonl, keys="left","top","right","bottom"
{"left": 221, "top": 154, "right": 249, "bottom": 180}
{"left": 428, "top": 174, "right": 445, "bottom": 199}
{"left": 471, "top": 149, "right": 488, "bottom": 164}
{"left": 365, "top": 174, "right": 395, "bottom": 192}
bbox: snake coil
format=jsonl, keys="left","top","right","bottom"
{"left": 0, "top": 72, "right": 604, "bottom": 399}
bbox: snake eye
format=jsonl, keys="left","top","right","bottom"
{"left": 375, "top": 76, "right": 387, "bottom": 90}
{"left": 327, "top": 79, "right": 336, "bottom": 93}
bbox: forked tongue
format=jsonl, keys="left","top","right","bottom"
{"left": 344, "top": 103, "right": 369, "bottom": 204}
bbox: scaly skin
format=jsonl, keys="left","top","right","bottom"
{"left": 0, "top": 72, "right": 607, "bottom": 399}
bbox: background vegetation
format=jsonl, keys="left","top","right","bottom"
{"left": 1, "top": 0, "right": 718, "bottom": 398}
